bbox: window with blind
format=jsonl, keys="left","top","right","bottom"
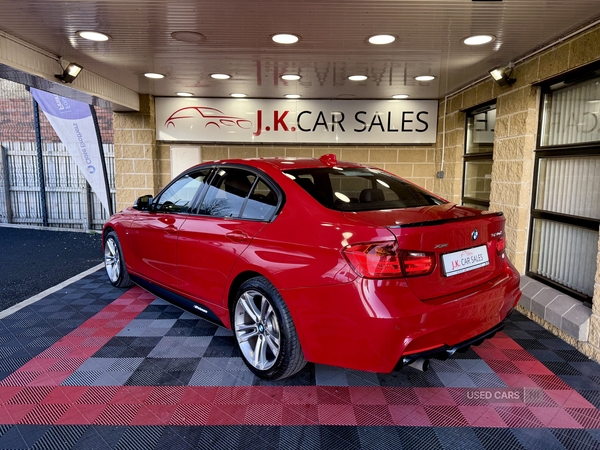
{"left": 528, "top": 73, "right": 600, "bottom": 303}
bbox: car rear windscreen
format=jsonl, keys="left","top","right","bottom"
{"left": 284, "top": 167, "right": 446, "bottom": 211}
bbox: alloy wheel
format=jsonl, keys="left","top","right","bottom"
{"left": 104, "top": 238, "right": 121, "bottom": 283}
{"left": 234, "top": 289, "right": 281, "bottom": 371}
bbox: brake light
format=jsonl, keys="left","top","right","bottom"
{"left": 496, "top": 237, "right": 505, "bottom": 255}
{"left": 343, "top": 242, "right": 401, "bottom": 278}
{"left": 402, "top": 252, "right": 435, "bottom": 276}
{"left": 343, "top": 242, "right": 435, "bottom": 278}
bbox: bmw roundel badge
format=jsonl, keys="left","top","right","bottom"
{"left": 472, "top": 229, "right": 479, "bottom": 241}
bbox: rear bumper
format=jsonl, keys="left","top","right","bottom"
{"left": 280, "top": 262, "right": 521, "bottom": 374}
{"left": 396, "top": 315, "right": 509, "bottom": 369}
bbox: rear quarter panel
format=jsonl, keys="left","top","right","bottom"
{"left": 231, "top": 185, "right": 395, "bottom": 290}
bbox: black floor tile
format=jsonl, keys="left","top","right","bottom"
{"left": 551, "top": 428, "right": 600, "bottom": 450}
{"left": 473, "top": 428, "right": 526, "bottom": 450}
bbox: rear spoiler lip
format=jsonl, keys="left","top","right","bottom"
{"left": 389, "top": 211, "right": 503, "bottom": 229}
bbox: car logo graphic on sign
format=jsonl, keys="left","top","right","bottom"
{"left": 472, "top": 229, "right": 479, "bottom": 241}
{"left": 164, "top": 106, "right": 253, "bottom": 130}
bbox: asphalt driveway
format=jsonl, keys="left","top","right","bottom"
{"left": 0, "top": 226, "right": 103, "bottom": 311}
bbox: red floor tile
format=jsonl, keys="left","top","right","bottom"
{"left": 415, "top": 387, "right": 457, "bottom": 405}
{"left": 169, "top": 404, "right": 212, "bottom": 425}
{"left": 388, "top": 404, "right": 432, "bottom": 426}
{"left": 317, "top": 404, "right": 357, "bottom": 425}
{"left": 349, "top": 386, "right": 387, "bottom": 405}
{"left": 244, "top": 404, "right": 284, "bottom": 425}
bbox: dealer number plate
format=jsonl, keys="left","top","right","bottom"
{"left": 442, "top": 245, "right": 489, "bottom": 277}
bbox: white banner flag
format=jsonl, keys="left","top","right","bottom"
{"left": 30, "top": 88, "right": 111, "bottom": 214}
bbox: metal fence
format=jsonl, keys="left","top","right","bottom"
{"left": 0, "top": 142, "right": 115, "bottom": 230}
{"left": 0, "top": 79, "right": 115, "bottom": 231}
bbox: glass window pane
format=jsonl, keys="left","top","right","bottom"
{"left": 536, "top": 156, "right": 600, "bottom": 220}
{"left": 242, "top": 179, "right": 278, "bottom": 220}
{"left": 462, "top": 202, "right": 488, "bottom": 211}
{"left": 463, "top": 160, "right": 493, "bottom": 201}
{"left": 198, "top": 168, "right": 255, "bottom": 217}
{"left": 155, "top": 169, "right": 210, "bottom": 213}
{"left": 541, "top": 76, "right": 600, "bottom": 146}
{"left": 529, "top": 218, "right": 597, "bottom": 297}
{"left": 466, "top": 109, "right": 496, "bottom": 154}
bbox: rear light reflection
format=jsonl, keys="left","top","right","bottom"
{"left": 496, "top": 237, "right": 505, "bottom": 255}
{"left": 343, "top": 242, "right": 435, "bottom": 278}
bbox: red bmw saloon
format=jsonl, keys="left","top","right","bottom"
{"left": 103, "top": 154, "right": 521, "bottom": 380}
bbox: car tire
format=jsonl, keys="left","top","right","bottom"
{"left": 232, "top": 276, "right": 306, "bottom": 380}
{"left": 104, "top": 231, "right": 133, "bottom": 288}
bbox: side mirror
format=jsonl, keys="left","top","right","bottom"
{"left": 133, "top": 195, "right": 154, "bottom": 211}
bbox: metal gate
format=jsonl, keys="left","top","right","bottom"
{"left": 0, "top": 79, "right": 115, "bottom": 231}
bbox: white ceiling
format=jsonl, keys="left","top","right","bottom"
{"left": 1, "top": 0, "right": 600, "bottom": 101}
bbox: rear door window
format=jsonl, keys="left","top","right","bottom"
{"left": 197, "top": 167, "right": 280, "bottom": 220}
{"left": 198, "top": 168, "right": 255, "bottom": 217}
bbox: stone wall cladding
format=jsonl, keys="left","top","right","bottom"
{"left": 113, "top": 94, "right": 157, "bottom": 212}
{"left": 155, "top": 144, "right": 436, "bottom": 193}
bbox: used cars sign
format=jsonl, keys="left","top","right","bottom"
{"left": 155, "top": 98, "right": 438, "bottom": 144}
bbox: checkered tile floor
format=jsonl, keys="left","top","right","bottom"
{"left": 1, "top": 269, "right": 600, "bottom": 449}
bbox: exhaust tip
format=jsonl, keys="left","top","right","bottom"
{"left": 407, "top": 358, "right": 429, "bottom": 372}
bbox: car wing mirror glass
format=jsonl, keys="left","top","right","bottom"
{"left": 134, "top": 194, "right": 154, "bottom": 211}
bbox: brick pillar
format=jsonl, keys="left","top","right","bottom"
{"left": 113, "top": 95, "right": 159, "bottom": 212}
{"left": 433, "top": 97, "right": 465, "bottom": 205}
{"left": 489, "top": 86, "right": 539, "bottom": 273}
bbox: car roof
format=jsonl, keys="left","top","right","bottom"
{"left": 203, "top": 155, "right": 366, "bottom": 172}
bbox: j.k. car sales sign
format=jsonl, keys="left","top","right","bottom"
{"left": 155, "top": 98, "right": 438, "bottom": 144}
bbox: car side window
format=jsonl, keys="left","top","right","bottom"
{"left": 154, "top": 169, "right": 210, "bottom": 213}
{"left": 242, "top": 179, "right": 278, "bottom": 220}
{"left": 198, "top": 168, "right": 256, "bottom": 217}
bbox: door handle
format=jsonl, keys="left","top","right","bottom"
{"left": 159, "top": 216, "right": 178, "bottom": 234}
{"left": 164, "top": 226, "right": 178, "bottom": 235}
{"left": 226, "top": 230, "right": 249, "bottom": 242}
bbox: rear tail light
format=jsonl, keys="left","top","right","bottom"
{"left": 343, "top": 242, "right": 435, "bottom": 278}
{"left": 402, "top": 252, "right": 436, "bottom": 276}
{"left": 343, "top": 242, "right": 401, "bottom": 278}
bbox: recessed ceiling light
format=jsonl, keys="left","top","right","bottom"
{"left": 144, "top": 72, "right": 165, "bottom": 79}
{"left": 392, "top": 94, "right": 409, "bottom": 99}
{"left": 285, "top": 94, "right": 301, "bottom": 99}
{"left": 210, "top": 73, "right": 231, "bottom": 79}
{"left": 230, "top": 93, "right": 247, "bottom": 98}
{"left": 348, "top": 75, "right": 368, "bottom": 81}
{"left": 463, "top": 35, "right": 495, "bottom": 45}
{"left": 272, "top": 33, "right": 300, "bottom": 44}
{"left": 176, "top": 92, "right": 194, "bottom": 97}
{"left": 171, "top": 31, "right": 206, "bottom": 43}
{"left": 77, "top": 31, "right": 110, "bottom": 41}
{"left": 281, "top": 74, "right": 301, "bottom": 81}
{"left": 415, "top": 75, "right": 436, "bottom": 81}
{"left": 368, "top": 34, "right": 396, "bottom": 45}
